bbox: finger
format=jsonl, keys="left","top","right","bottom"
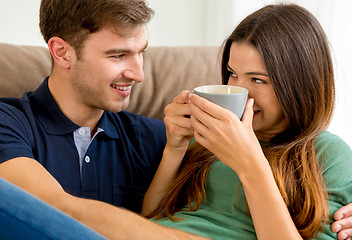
{"left": 189, "top": 93, "right": 233, "bottom": 120}
{"left": 164, "top": 115, "right": 193, "bottom": 131}
{"left": 337, "top": 229, "right": 352, "bottom": 240}
{"left": 334, "top": 203, "right": 352, "bottom": 221}
{"left": 164, "top": 115, "right": 194, "bottom": 148}
{"left": 166, "top": 124, "right": 194, "bottom": 139}
{"left": 241, "top": 98, "right": 254, "bottom": 128}
{"left": 193, "top": 129, "right": 207, "bottom": 148}
{"left": 332, "top": 216, "right": 352, "bottom": 239}
{"left": 188, "top": 96, "right": 209, "bottom": 122}
{"left": 190, "top": 109, "right": 209, "bottom": 138}
{"left": 193, "top": 130, "right": 203, "bottom": 143}
{"left": 164, "top": 102, "right": 191, "bottom": 121}
{"left": 188, "top": 97, "right": 213, "bottom": 133}
{"left": 331, "top": 221, "right": 343, "bottom": 233}
{"left": 173, "top": 90, "right": 191, "bottom": 104}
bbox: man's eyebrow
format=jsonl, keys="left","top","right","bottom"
{"left": 104, "top": 41, "right": 149, "bottom": 55}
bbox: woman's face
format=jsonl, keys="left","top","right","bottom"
{"left": 227, "top": 42, "right": 289, "bottom": 141}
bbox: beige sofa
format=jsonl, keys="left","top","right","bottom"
{"left": 0, "top": 43, "right": 222, "bottom": 121}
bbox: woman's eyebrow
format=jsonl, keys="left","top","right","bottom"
{"left": 246, "top": 71, "right": 269, "bottom": 77}
{"left": 227, "top": 65, "right": 268, "bottom": 77}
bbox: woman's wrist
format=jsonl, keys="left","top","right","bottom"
{"left": 235, "top": 154, "right": 272, "bottom": 186}
{"left": 164, "top": 140, "right": 189, "bottom": 156}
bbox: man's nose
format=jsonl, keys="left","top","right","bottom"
{"left": 122, "top": 54, "right": 144, "bottom": 83}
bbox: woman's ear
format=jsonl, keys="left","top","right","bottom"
{"left": 47, "top": 37, "right": 73, "bottom": 69}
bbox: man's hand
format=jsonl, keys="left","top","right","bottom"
{"left": 331, "top": 203, "right": 352, "bottom": 240}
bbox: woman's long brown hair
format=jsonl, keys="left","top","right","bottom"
{"left": 148, "top": 4, "right": 334, "bottom": 239}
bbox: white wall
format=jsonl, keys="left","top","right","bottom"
{"left": 1, "top": 0, "right": 351, "bottom": 147}
{"left": 147, "top": 0, "right": 206, "bottom": 46}
{"left": 0, "top": 0, "right": 44, "bottom": 46}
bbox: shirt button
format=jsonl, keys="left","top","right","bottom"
{"left": 85, "top": 156, "right": 90, "bottom": 163}
{"left": 79, "top": 128, "right": 86, "bottom": 135}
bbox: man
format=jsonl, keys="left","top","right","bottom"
{"left": 0, "top": 0, "right": 206, "bottom": 239}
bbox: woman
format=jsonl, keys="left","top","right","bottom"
{"left": 142, "top": 3, "right": 352, "bottom": 240}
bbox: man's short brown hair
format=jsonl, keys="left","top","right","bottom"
{"left": 39, "top": 0, "right": 154, "bottom": 58}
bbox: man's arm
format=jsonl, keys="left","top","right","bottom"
{"left": 0, "top": 157, "right": 208, "bottom": 240}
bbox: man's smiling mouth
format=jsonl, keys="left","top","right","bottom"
{"left": 110, "top": 84, "right": 131, "bottom": 91}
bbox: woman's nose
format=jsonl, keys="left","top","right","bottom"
{"left": 228, "top": 78, "right": 248, "bottom": 89}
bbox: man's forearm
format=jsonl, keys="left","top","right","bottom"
{"left": 66, "top": 194, "right": 208, "bottom": 240}
{"left": 0, "top": 158, "right": 208, "bottom": 239}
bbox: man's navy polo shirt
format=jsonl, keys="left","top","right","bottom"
{"left": 0, "top": 78, "right": 166, "bottom": 213}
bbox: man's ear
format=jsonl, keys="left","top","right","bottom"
{"left": 47, "top": 37, "right": 74, "bottom": 69}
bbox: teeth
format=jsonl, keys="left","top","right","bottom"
{"left": 111, "top": 84, "right": 130, "bottom": 91}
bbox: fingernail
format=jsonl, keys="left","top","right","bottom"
{"left": 335, "top": 224, "right": 342, "bottom": 232}
{"left": 341, "top": 233, "right": 347, "bottom": 239}
{"left": 188, "top": 93, "right": 193, "bottom": 101}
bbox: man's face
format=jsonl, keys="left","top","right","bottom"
{"left": 69, "top": 27, "right": 147, "bottom": 113}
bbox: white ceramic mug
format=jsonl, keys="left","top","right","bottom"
{"left": 193, "top": 85, "right": 248, "bottom": 119}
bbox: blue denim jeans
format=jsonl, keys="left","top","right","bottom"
{"left": 0, "top": 177, "right": 107, "bottom": 240}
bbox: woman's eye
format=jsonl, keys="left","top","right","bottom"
{"left": 230, "top": 73, "right": 237, "bottom": 78}
{"left": 227, "top": 70, "right": 237, "bottom": 79}
{"left": 253, "top": 78, "right": 265, "bottom": 84}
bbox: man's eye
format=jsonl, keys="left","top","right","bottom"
{"left": 111, "top": 54, "right": 125, "bottom": 59}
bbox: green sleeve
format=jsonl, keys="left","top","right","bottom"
{"left": 313, "top": 131, "right": 352, "bottom": 239}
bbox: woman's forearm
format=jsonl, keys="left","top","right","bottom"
{"left": 238, "top": 161, "right": 303, "bottom": 240}
{"left": 141, "top": 144, "right": 186, "bottom": 216}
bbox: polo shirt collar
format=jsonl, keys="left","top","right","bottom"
{"left": 30, "top": 77, "right": 79, "bottom": 135}
{"left": 98, "top": 112, "right": 120, "bottom": 139}
{"left": 30, "top": 77, "right": 120, "bottom": 139}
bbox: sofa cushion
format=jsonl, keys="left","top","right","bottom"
{"left": 0, "top": 43, "right": 51, "bottom": 98}
{"left": 0, "top": 43, "right": 221, "bottom": 120}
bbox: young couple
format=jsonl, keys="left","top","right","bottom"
{"left": 0, "top": 0, "right": 351, "bottom": 239}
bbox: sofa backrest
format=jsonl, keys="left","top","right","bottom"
{"left": 0, "top": 43, "right": 221, "bottom": 121}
